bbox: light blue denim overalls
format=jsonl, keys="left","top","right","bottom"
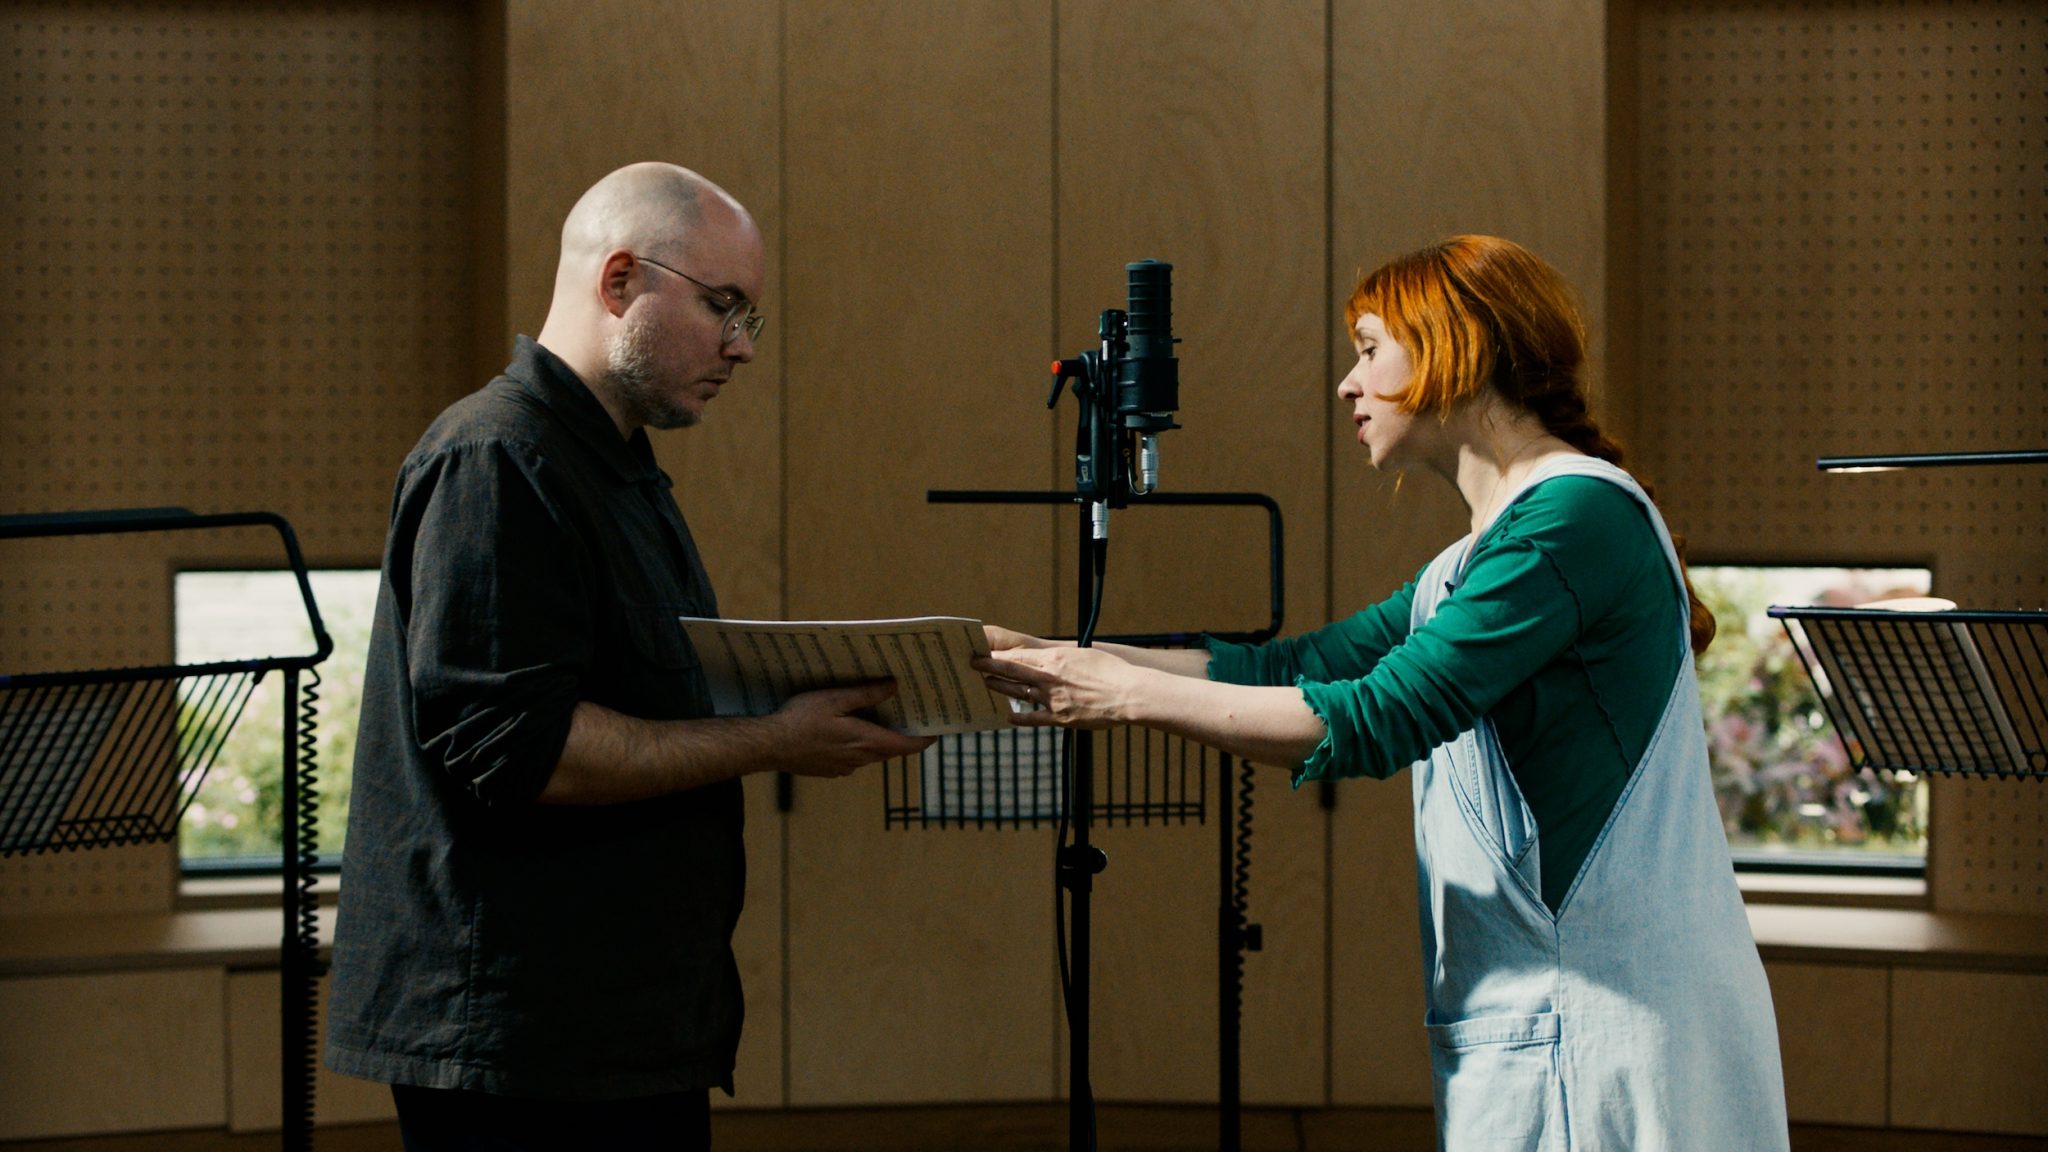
{"left": 1407, "top": 455, "right": 1790, "bottom": 1151}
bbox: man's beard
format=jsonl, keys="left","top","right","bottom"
{"left": 604, "top": 309, "right": 700, "bottom": 430}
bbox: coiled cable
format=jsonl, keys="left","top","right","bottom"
{"left": 283, "top": 667, "right": 322, "bottom": 1152}
{"left": 1219, "top": 748, "right": 1259, "bottom": 1152}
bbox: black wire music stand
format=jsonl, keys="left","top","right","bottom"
{"left": 0, "top": 508, "right": 333, "bottom": 1151}
{"left": 1770, "top": 607, "right": 2046, "bottom": 781}
{"left": 1771, "top": 449, "right": 2047, "bottom": 782}
{"left": 885, "top": 489, "right": 1282, "bottom": 1152}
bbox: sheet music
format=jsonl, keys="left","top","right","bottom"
{"left": 676, "top": 615, "right": 1012, "bottom": 736}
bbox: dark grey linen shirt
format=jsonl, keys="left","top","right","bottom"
{"left": 325, "top": 336, "right": 743, "bottom": 1099}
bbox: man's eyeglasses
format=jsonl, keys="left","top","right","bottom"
{"left": 636, "top": 254, "right": 767, "bottom": 345}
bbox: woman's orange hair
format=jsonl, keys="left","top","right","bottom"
{"left": 1345, "top": 235, "right": 1717, "bottom": 656}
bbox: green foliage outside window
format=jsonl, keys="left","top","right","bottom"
{"left": 1692, "top": 566, "right": 1929, "bottom": 860}
{"left": 177, "top": 571, "right": 377, "bottom": 865}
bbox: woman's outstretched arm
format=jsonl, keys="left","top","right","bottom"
{"left": 974, "top": 643, "right": 1327, "bottom": 768}
{"left": 984, "top": 624, "right": 1215, "bottom": 678}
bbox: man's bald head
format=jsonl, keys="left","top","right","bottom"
{"left": 555, "top": 162, "right": 750, "bottom": 291}
{"left": 535, "top": 163, "right": 765, "bottom": 436}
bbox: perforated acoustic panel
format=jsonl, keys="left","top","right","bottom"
{"left": 0, "top": 2, "right": 475, "bottom": 915}
{"left": 1636, "top": 0, "right": 2047, "bottom": 914}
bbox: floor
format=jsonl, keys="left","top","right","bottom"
{"left": 5, "top": 1106, "right": 2046, "bottom": 1152}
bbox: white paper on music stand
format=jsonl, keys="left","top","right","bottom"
{"left": 921, "top": 728, "right": 1065, "bottom": 821}
{"left": 1805, "top": 599, "right": 2030, "bottom": 774}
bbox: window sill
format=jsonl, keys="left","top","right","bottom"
{"left": 5, "top": 890, "right": 2041, "bottom": 980}
{"left": 1746, "top": 903, "right": 2048, "bottom": 973}
{"left": 178, "top": 871, "right": 340, "bottom": 911}
{"left": 0, "top": 905, "right": 334, "bottom": 978}
{"left": 1738, "top": 869, "right": 1926, "bottom": 910}
{"left": 1737, "top": 872, "right": 2048, "bottom": 971}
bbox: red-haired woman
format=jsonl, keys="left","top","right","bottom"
{"left": 977, "top": 236, "right": 1789, "bottom": 1150}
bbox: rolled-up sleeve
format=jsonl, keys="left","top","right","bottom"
{"left": 1296, "top": 538, "right": 1583, "bottom": 784}
{"left": 1203, "top": 579, "right": 1417, "bottom": 689}
{"left": 395, "top": 441, "right": 590, "bottom": 806}
{"left": 1199, "top": 580, "right": 1417, "bottom": 788}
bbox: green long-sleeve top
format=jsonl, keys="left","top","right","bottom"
{"left": 1205, "top": 475, "right": 1686, "bottom": 912}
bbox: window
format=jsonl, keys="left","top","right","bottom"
{"left": 174, "top": 569, "right": 379, "bottom": 872}
{"left": 1692, "top": 565, "right": 1933, "bottom": 872}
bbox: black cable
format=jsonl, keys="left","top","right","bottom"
{"left": 1232, "top": 756, "right": 1255, "bottom": 943}
{"left": 1055, "top": 737, "right": 1073, "bottom": 999}
{"left": 1055, "top": 538, "right": 1109, "bottom": 1010}
{"left": 1080, "top": 536, "right": 1108, "bottom": 649}
{"left": 285, "top": 667, "right": 322, "bottom": 1152}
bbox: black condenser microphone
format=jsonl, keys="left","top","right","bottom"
{"left": 1047, "top": 258, "right": 1185, "bottom": 513}
{"left": 1117, "top": 259, "right": 1179, "bottom": 493}
{"left": 1117, "top": 259, "right": 1179, "bottom": 431}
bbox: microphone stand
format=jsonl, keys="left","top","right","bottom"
{"left": 1050, "top": 318, "right": 1116, "bottom": 1152}
{"left": 1059, "top": 524, "right": 1108, "bottom": 1152}
{"left": 928, "top": 486, "right": 1285, "bottom": 1152}
{"left": 1046, "top": 259, "right": 1183, "bottom": 1151}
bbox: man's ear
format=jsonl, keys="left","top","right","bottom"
{"left": 598, "top": 250, "right": 637, "bottom": 319}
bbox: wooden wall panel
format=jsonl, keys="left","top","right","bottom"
{"left": 0, "top": 0, "right": 475, "bottom": 917}
{"left": 501, "top": 1, "right": 789, "bottom": 1107}
{"left": 503, "top": 0, "right": 784, "bottom": 622}
{"left": 0, "top": 843, "right": 169, "bottom": 918}
{"left": 1324, "top": 778, "right": 1431, "bottom": 1108}
{"left": 722, "top": 771, "right": 786, "bottom": 1107}
{"left": 226, "top": 971, "right": 395, "bottom": 1131}
{"left": 1327, "top": 0, "right": 1610, "bottom": 1108}
{"left": 1633, "top": 0, "right": 2048, "bottom": 558}
{"left": 1631, "top": 0, "right": 2048, "bottom": 918}
{"left": 0, "top": 1, "right": 475, "bottom": 542}
{"left": 1055, "top": 0, "right": 1329, "bottom": 645}
{"left": 1932, "top": 775, "right": 2048, "bottom": 917}
{"left": 1330, "top": 0, "right": 1612, "bottom": 625}
{"left": 1891, "top": 968, "right": 2048, "bottom": 1135}
{"left": 0, "top": 970, "right": 225, "bottom": 1140}
{"left": 780, "top": 0, "right": 1057, "bottom": 1106}
{"left": 1763, "top": 961, "right": 1888, "bottom": 1127}
{"left": 1077, "top": 764, "right": 1330, "bottom": 1106}
{"left": 1054, "top": 0, "right": 1330, "bottom": 1105}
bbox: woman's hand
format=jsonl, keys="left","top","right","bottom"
{"left": 983, "top": 623, "right": 1065, "bottom": 653}
{"left": 973, "top": 645, "right": 1150, "bottom": 730}
{"left": 977, "top": 636, "right": 1329, "bottom": 767}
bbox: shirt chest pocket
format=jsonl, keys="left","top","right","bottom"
{"left": 617, "top": 603, "right": 713, "bottom": 721}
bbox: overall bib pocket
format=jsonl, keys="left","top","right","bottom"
{"left": 1426, "top": 1011, "right": 1566, "bottom": 1151}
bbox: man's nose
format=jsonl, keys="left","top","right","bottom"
{"left": 725, "top": 330, "right": 757, "bottom": 363}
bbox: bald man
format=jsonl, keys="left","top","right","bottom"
{"left": 325, "top": 164, "right": 929, "bottom": 1151}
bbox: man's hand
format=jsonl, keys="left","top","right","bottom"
{"left": 540, "top": 685, "right": 934, "bottom": 804}
{"left": 771, "top": 680, "right": 935, "bottom": 777}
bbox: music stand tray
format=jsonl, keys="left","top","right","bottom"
{"left": 1770, "top": 606, "right": 2046, "bottom": 781}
